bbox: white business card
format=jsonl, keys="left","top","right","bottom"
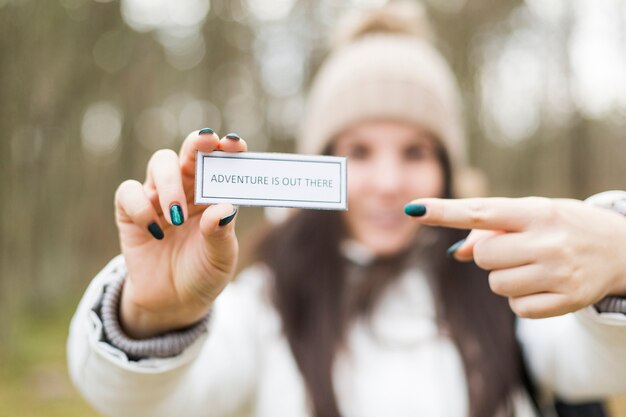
{"left": 195, "top": 151, "right": 347, "bottom": 210}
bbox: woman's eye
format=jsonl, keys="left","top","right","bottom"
{"left": 347, "top": 145, "right": 370, "bottom": 160}
{"left": 404, "top": 145, "right": 427, "bottom": 160}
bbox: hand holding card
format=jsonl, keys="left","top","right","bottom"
{"left": 114, "top": 131, "right": 348, "bottom": 339}
{"left": 114, "top": 130, "right": 246, "bottom": 339}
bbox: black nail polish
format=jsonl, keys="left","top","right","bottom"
{"left": 446, "top": 238, "right": 466, "bottom": 258}
{"left": 170, "top": 204, "right": 184, "bottom": 226}
{"left": 199, "top": 128, "right": 214, "bottom": 135}
{"left": 219, "top": 208, "right": 238, "bottom": 226}
{"left": 404, "top": 203, "right": 427, "bottom": 217}
{"left": 225, "top": 133, "right": 241, "bottom": 141}
{"left": 147, "top": 222, "right": 164, "bottom": 240}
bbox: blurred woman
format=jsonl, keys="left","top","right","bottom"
{"left": 67, "top": 3, "right": 626, "bottom": 417}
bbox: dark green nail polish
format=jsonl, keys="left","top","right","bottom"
{"left": 199, "top": 128, "right": 214, "bottom": 135}
{"left": 170, "top": 204, "right": 184, "bottom": 226}
{"left": 147, "top": 222, "right": 164, "bottom": 240}
{"left": 404, "top": 203, "right": 427, "bottom": 217}
{"left": 446, "top": 238, "right": 466, "bottom": 258}
{"left": 225, "top": 133, "right": 241, "bottom": 141}
{"left": 218, "top": 208, "right": 238, "bottom": 226}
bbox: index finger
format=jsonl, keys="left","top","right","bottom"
{"left": 179, "top": 128, "right": 221, "bottom": 180}
{"left": 404, "top": 197, "right": 537, "bottom": 231}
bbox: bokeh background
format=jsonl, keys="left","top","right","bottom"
{"left": 1, "top": 0, "right": 626, "bottom": 415}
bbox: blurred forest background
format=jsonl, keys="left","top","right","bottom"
{"left": 1, "top": 0, "right": 626, "bottom": 415}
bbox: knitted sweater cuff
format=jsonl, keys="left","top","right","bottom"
{"left": 100, "top": 276, "right": 210, "bottom": 359}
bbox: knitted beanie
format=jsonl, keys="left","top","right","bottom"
{"left": 299, "top": 2, "right": 484, "bottom": 197}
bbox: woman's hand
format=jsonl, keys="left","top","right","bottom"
{"left": 115, "top": 130, "right": 246, "bottom": 338}
{"left": 404, "top": 197, "right": 626, "bottom": 318}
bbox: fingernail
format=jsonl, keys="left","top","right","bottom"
{"left": 147, "top": 222, "right": 164, "bottom": 240}
{"left": 170, "top": 204, "right": 184, "bottom": 226}
{"left": 446, "top": 239, "right": 466, "bottom": 258}
{"left": 199, "top": 128, "right": 214, "bottom": 135}
{"left": 404, "top": 203, "right": 427, "bottom": 217}
{"left": 219, "top": 207, "right": 238, "bottom": 227}
{"left": 225, "top": 133, "right": 241, "bottom": 141}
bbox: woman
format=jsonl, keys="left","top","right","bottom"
{"left": 67, "top": 3, "right": 626, "bottom": 417}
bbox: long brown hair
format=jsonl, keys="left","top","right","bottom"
{"left": 256, "top": 147, "right": 523, "bottom": 417}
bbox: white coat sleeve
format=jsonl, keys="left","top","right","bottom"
{"left": 517, "top": 307, "right": 626, "bottom": 401}
{"left": 67, "top": 255, "right": 270, "bottom": 417}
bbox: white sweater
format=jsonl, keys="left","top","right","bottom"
{"left": 67, "top": 254, "right": 626, "bottom": 417}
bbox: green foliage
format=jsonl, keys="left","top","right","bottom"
{"left": 0, "top": 306, "right": 99, "bottom": 416}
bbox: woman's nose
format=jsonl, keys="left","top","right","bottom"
{"left": 370, "top": 158, "right": 404, "bottom": 194}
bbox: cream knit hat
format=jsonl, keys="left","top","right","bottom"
{"left": 299, "top": 2, "right": 484, "bottom": 197}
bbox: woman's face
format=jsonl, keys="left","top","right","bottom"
{"left": 333, "top": 120, "right": 445, "bottom": 256}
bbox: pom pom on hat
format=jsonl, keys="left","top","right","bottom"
{"left": 332, "top": 1, "right": 433, "bottom": 46}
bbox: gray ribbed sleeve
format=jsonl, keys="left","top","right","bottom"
{"left": 100, "top": 276, "right": 210, "bottom": 359}
{"left": 595, "top": 296, "right": 626, "bottom": 315}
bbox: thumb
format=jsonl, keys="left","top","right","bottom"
{"left": 199, "top": 204, "right": 239, "bottom": 268}
{"left": 449, "top": 229, "right": 502, "bottom": 262}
